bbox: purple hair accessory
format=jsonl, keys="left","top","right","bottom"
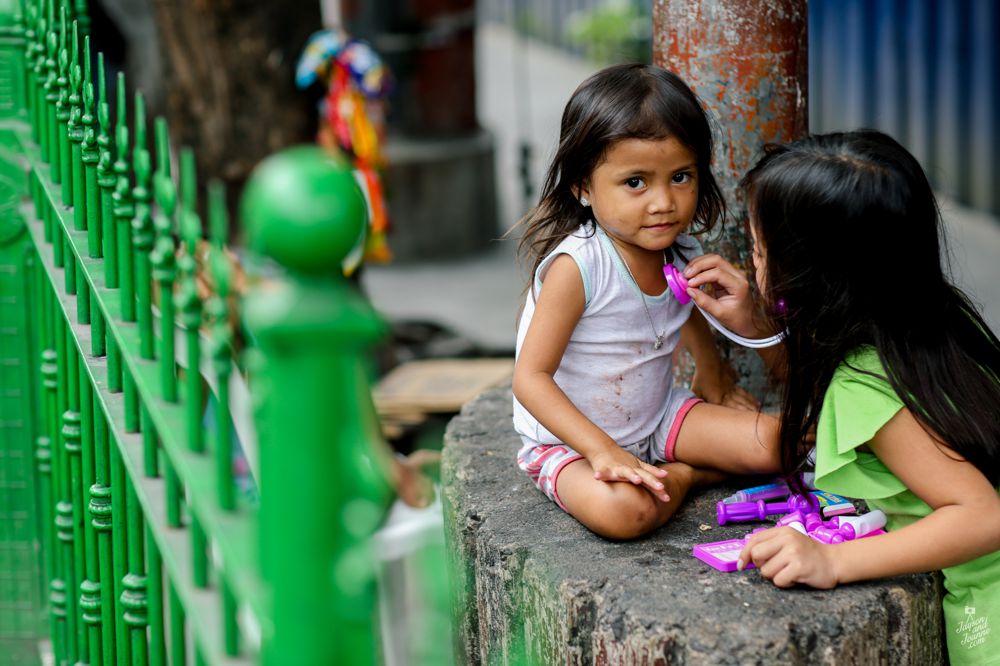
{"left": 663, "top": 264, "right": 692, "bottom": 304}
{"left": 775, "top": 298, "right": 787, "bottom": 315}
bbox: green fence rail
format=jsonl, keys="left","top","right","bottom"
{"left": 0, "top": 1, "right": 393, "bottom": 663}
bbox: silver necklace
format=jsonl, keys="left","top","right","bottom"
{"left": 609, "top": 240, "right": 667, "bottom": 350}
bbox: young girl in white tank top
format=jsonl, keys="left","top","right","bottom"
{"left": 512, "top": 64, "right": 781, "bottom": 540}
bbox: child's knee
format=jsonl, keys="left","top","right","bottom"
{"left": 587, "top": 487, "right": 664, "bottom": 540}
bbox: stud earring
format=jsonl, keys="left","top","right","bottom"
{"left": 579, "top": 196, "right": 590, "bottom": 207}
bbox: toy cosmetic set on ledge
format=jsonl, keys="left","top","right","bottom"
{"left": 692, "top": 478, "right": 887, "bottom": 572}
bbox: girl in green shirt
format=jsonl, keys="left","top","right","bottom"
{"left": 684, "top": 130, "right": 1000, "bottom": 666}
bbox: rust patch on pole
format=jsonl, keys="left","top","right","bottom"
{"left": 653, "top": 0, "right": 807, "bottom": 394}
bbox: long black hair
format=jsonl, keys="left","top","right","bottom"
{"left": 516, "top": 63, "right": 726, "bottom": 287}
{"left": 743, "top": 130, "right": 1000, "bottom": 487}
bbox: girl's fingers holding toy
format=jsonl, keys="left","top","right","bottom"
{"left": 686, "top": 287, "right": 754, "bottom": 335}
{"left": 683, "top": 265, "right": 744, "bottom": 292}
{"left": 738, "top": 528, "right": 839, "bottom": 589}
{"left": 684, "top": 255, "right": 747, "bottom": 288}
{"left": 758, "top": 554, "right": 795, "bottom": 587}
{"left": 768, "top": 538, "right": 838, "bottom": 589}
{"left": 682, "top": 253, "right": 736, "bottom": 278}
{"left": 736, "top": 527, "right": 784, "bottom": 570}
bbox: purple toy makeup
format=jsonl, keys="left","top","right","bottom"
{"left": 692, "top": 538, "right": 756, "bottom": 572}
{"left": 695, "top": 510, "right": 889, "bottom": 572}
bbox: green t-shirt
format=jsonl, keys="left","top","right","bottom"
{"left": 815, "top": 347, "right": 1000, "bottom": 666}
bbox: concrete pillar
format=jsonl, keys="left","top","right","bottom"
{"left": 653, "top": 0, "right": 808, "bottom": 396}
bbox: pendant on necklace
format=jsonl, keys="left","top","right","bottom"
{"left": 654, "top": 336, "right": 663, "bottom": 350}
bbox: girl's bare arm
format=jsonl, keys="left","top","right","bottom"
{"left": 512, "top": 254, "right": 669, "bottom": 498}
{"left": 679, "top": 309, "right": 758, "bottom": 410}
{"left": 739, "top": 407, "right": 1000, "bottom": 588}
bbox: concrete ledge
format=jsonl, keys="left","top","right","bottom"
{"left": 442, "top": 386, "right": 946, "bottom": 665}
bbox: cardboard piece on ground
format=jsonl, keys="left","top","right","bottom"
{"left": 374, "top": 358, "right": 514, "bottom": 415}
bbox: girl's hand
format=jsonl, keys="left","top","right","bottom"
{"left": 737, "top": 527, "right": 840, "bottom": 589}
{"left": 691, "top": 365, "right": 760, "bottom": 411}
{"left": 392, "top": 450, "right": 441, "bottom": 509}
{"left": 589, "top": 448, "right": 670, "bottom": 502}
{"left": 683, "top": 254, "right": 761, "bottom": 338}
{"left": 716, "top": 384, "right": 760, "bottom": 411}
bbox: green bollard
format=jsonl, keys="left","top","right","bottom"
{"left": 243, "top": 146, "right": 392, "bottom": 666}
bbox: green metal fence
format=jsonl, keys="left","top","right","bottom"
{"left": 0, "top": 1, "right": 393, "bottom": 663}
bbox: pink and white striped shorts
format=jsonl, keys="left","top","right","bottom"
{"left": 516, "top": 397, "right": 702, "bottom": 511}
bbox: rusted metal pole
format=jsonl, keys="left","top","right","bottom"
{"left": 653, "top": 0, "right": 808, "bottom": 395}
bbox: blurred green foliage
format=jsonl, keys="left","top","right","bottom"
{"left": 565, "top": 0, "right": 652, "bottom": 64}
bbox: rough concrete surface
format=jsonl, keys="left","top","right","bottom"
{"left": 442, "top": 387, "right": 945, "bottom": 665}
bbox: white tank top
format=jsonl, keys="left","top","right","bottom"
{"left": 513, "top": 223, "right": 701, "bottom": 446}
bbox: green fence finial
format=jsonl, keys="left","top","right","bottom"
{"left": 96, "top": 52, "right": 117, "bottom": 286}
{"left": 114, "top": 72, "right": 128, "bottom": 167}
{"left": 37, "top": 3, "right": 51, "bottom": 153}
{"left": 209, "top": 179, "right": 227, "bottom": 248}
{"left": 96, "top": 51, "right": 107, "bottom": 138}
{"left": 132, "top": 91, "right": 155, "bottom": 360}
{"left": 68, "top": 20, "right": 86, "bottom": 227}
{"left": 43, "top": 2, "right": 59, "bottom": 168}
{"left": 133, "top": 92, "right": 146, "bottom": 161}
{"left": 34, "top": 0, "right": 49, "bottom": 152}
{"left": 207, "top": 180, "right": 234, "bottom": 510}
{"left": 179, "top": 149, "right": 201, "bottom": 257}
{"left": 81, "top": 34, "right": 93, "bottom": 134}
{"left": 179, "top": 149, "right": 196, "bottom": 233}
{"left": 73, "top": 0, "right": 89, "bottom": 35}
{"left": 132, "top": 91, "right": 149, "bottom": 202}
{"left": 46, "top": 0, "right": 55, "bottom": 60}
{"left": 82, "top": 34, "right": 101, "bottom": 258}
{"left": 54, "top": 2, "right": 69, "bottom": 192}
{"left": 24, "top": 0, "right": 38, "bottom": 139}
{"left": 69, "top": 18, "right": 78, "bottom": 92}
{"left": 113, "top": 72, "right": 135, "bottom": 322}
{"left": 177, "top": 148, "right": 203, "bottom": 452}
{"left": 151, "top": 118, "right": 178, "bottom": 402}
{"left": 244, "top": 147, "right": 368, "bottom": 274}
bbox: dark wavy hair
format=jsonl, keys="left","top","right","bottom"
{"left": 743, "top": 130, "right": 1000, "bottom": 488}
{"left": 515, "top": 63, "right": 726, "bottom": 286}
